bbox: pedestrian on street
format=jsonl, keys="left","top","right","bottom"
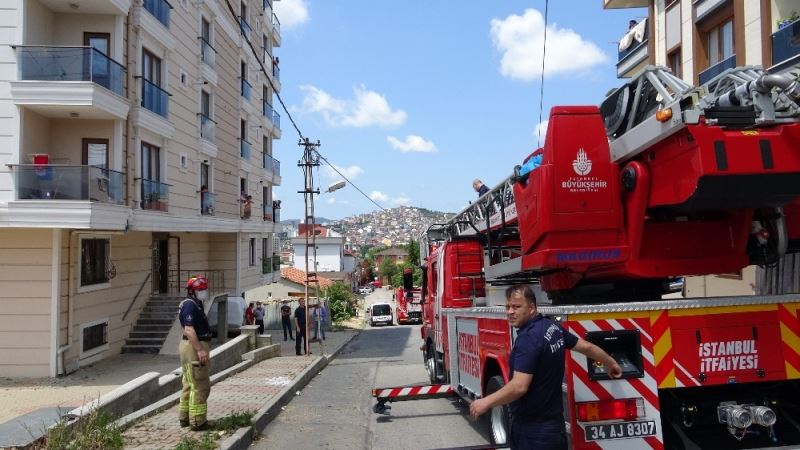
{"left": 254, "top": 301, "right": 265, "bottom": 334}
{"left": 295, "top": 298, "right": 308, "bottom": 355}
{"left": 469, "top": 285, "right": 622, "bottom": 450}
{"left": 245, "top": 302, "right": 255, "bottom": 326}
{"left": 312, "top": 301, "right": 328, "bottom": 341}
{"left": 280, "top": 300, "right": 294, "bottom": 341}
{"left": 178, "top": 276, "right": 214, "bottom": 431}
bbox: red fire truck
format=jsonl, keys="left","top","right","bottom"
{"left": 372, "top": 66, "right": 800, "bottom": 449}
{"left": 396, "top": 269, "right": 423, "bottom": 325}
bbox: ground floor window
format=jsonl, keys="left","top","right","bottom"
{"left": 81, "top": 319, "right": 109, "bottom": 355}
{"left": 81, "top": 238, "right": 110, "bottom": 286}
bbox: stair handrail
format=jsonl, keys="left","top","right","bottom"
{"left": 123, "top": 272, "right": 152, "bottom": 321}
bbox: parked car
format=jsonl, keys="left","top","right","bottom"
{"left": 207, "top": 296, "right": 246, "bottom": 336}
{"left": 369, "top": 302, "right": 393, "bottom": 326}
{"left": 359, "top": 287, "right": 372, "bottom": 295}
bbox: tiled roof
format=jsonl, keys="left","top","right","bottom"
{"left": 281, "top": 267, "right": 334, "bottom": 288}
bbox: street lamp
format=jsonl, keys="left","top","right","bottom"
{"left": 326, "top": 180, "right": 346, "bottom": 193}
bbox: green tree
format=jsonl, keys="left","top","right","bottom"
{"left": 379, "top": 256, "right": 398, "bottom": 284}
{"left": 325, "top": 282, "right": 355, "bottom": 323}
{"left": 406, "top": 239, "right": 420, "bottom": 267}
{"left": 392, "top": 261, "right": 423, "bottom": 288}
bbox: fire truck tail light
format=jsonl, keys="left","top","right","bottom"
{"left": 576, "top": 398, "right": 644, "bottom": 422}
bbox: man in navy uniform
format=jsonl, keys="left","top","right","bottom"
{"left": 470, "top": 285, "right": 622, "bottom": 449}
{"left": 178, "top": 276, "right": 214, "bottom": 431}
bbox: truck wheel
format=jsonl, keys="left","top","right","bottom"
{"left": 486, "top": 375, "right": 511, "bottom": 445}
{"left": 425, "top": 344, "right": 437, "bottom": 384}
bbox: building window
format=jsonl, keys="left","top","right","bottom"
{"left": 708, "top": 18, "right": 734, "bottom": 66}
{"left": 668, "top": 48, "right": 682, "bottom": 78}
{"left": 81, "top": 319, "right": 109, "bottom": 356}
{"left": 81, "top": 238, "right": 110, "bottom": 286}
{"left": 249, "top": 238, "right": 256, "bottom": 266}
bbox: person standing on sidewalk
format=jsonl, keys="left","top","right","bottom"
{"left": 312, "top": 302, "right": 327, "bottom": 341}
{"left": 280, "top": 300, "right": 294, "bottom": 341}
{"left": 254, "top": 301, "right": 265, "bottom": 334}
{"left": 245, "top": 302, "right": 255, "bottom": 326}
{"left": 294, "top": 298, "right": 307, "bottom": 355}
{"left": 178, "top": 276, "right": 214, "bottom": 431}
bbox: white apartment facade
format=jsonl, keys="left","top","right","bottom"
{"left": 606, "top": 0, "right": 800, "bottom": 296}
{"left": 292, "top": 234, "right": 345, "bottom": 273}
{"left": 0, "top": 0, "right": 284, "bottom": 377}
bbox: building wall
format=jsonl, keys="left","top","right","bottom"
{"left": 0, "top": 2, "right": 21, "bottom": 203}
{"left": 0, "top": 228, "right": 53, "bottom": 377}
{"left": 292, "top": 241, "right": 343, "bottom": 272}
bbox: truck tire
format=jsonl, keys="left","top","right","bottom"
{"left": 425, "top": 344, "right": 437, "bottom": 384}
{"left": 486, "top": 375, "right": 511, "bottom": 446}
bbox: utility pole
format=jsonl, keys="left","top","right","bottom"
{"left": 298, "top": 138, "right": 323, "bottom": 356}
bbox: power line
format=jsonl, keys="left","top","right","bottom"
{"left": 222, "top": 0, "right": 387, "bottom": 211}
{"left": 536, "top": 0, "right": 550, "bottom": 148}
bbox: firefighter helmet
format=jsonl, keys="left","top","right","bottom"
{"left": 186, "top": 275, "right": 208, "bottom": 292}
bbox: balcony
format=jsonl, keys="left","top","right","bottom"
{"left": 200, "top": 37, "right": 216, "bottom": 69}
{"left": 698, "top": 54, "right": 736, "bottom": 85}
{"left": 11, "top": 46, "right": 128, "bottom": 120}
{"left": 272, "top": 110, "right": 281, "bottom": 137}
{"left": 201, "top": 191, "right": 215, "bottom": 216}
{"left": 141, "top": 178, "right": 169, "bottom": 211}
{"left": 200, "top": 113, "right": 215, "bottom": 141}
{"left": 262, "top": 254, "right": 280, "bottom": 274}
{"left": 771, "top": 19, "right": 800, "bottom": 73}
{"left": 263, "top": 0, "right": 272, "bottom": 12}
{"left": 141, "top": 78, "right": 169, "bottom": 118}
{"left": 241, "top": 17, "right": 252, "bottom": 39}
{"left": 263, "top": 100, "right": 273, "bottom": 120}
{"left": 143, "top": 0, "right": 171, "bottom": 28}
{"left": 241, "top": 78, "right": 252, "bottom": 101}
{"left": 10, "top": 165, "right": 124, "bottom": 204}
{"left": 241, "top": 197, "right": 252, "bottom": 219}
{"left": 617, "top": 19, "right": 649, "bottom": 78}
{"left": 241, "top": 139, "right": 251, "bottom": 159}
{"left": 272, "top": 12, "right": 281, "bottom": 46}
{"left": 272, "top": 62, "right": 280, "bottom": 82}
{"left": 603, "top": 0, "right": 647, "bottom": 8}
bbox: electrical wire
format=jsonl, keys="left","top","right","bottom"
{"left": 222, "top": 0, "right": 387, "bottom": 211}
{"left": 536, "top": 0, "right": 550, "bottom": 148}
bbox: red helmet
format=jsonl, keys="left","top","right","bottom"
{"left": 186, "top": 276, "right": 208, "bottom": 292}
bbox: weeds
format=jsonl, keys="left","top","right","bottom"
{"left": 170, "top": 411, "right": 254, "bottom": 450}
{"left": 46, "top": 408, "right": 123, "bottom": 450}
{"left": 213, "top": 410, "right": 254, "bottom": 434}
{"left": 174, "top": 433, "right": 216, "bottom": 450}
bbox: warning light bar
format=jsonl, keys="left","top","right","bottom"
{"left": 576, "top": 398, "right": 644, "bottom": 422}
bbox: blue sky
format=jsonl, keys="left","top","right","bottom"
{"left": 271, "top": 0, "right": 647, "bottom": 220}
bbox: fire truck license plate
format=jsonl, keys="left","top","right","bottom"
{"left": 584, "top": 420, "right": 656, "bottom": 441}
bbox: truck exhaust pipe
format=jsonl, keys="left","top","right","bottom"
{"left": 745, "top": 405, "right": 777, "bottom": 427}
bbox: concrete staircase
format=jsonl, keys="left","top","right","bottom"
{"left": 121, "top": 296, "right": 183, "bottom": 355}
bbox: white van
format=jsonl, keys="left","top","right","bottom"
{"left": 369, "top": 302, "right": 393, "bottom": 326}
{"left": 207, "top": 296, "right": 246, "bottom": 336}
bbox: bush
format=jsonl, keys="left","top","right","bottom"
{"left": 47, "top": 408, "right": 123, "bottom": 450}
{"left": 325, "top": 282, "right": 355, "bottom": 323}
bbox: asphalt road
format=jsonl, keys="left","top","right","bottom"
{"left": 250, "top": 288, "right": 491, "bottom": 449}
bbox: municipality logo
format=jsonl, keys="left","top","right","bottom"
{"left": 572, "top": 148, "right": 592, "bottom": 176}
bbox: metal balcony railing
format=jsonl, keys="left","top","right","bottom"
{"left": 141, "top": 78, "right": 169, "bottom": 117}
{"left": 241, "top": 139, "right": 251, "bottom": 159}
{"left": 272, "top": 12, "right": 281, "bottom": 36}
{"left": 141, "top": 178, "right": 170, "bottom": 211}
{"left": 15, "top": 46, "right": 125, "bottom": 96}
{"left": 241, "top": 78, "right": 252, "bottom": 100}
{"left": 698, "top": 54, "right": 736, "bottom": 85}
{"left": 272, "top": 110, "right": 281, "bottom": 130}
{"left": 167, "top": 269, "right": 226, "bottom": 296}
{"left": 201, "top": 191, "right": 215, "bottom": 215}
{"left": 200, "top": 113, "right": 215, "bottom": 141}
{"left": 200, "top": 37, "right": 215, "bottom": 68}
{"left": 143, "top": 0, "right": 171, "bottom": 28}
{"left": 9, "top": 164, "right": 124, "bottom": 205}
{"left": 772, "top": 19, "right": 800, "bottom": 67}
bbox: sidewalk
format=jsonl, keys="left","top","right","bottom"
{"left": 121, "top": 330, "right": 358, "bottom": 449}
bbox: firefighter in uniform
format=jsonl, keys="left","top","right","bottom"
{"left": 178, "top": 276, "right": 214, "bottom": 431}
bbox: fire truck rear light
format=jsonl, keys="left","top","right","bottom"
{"left": 576, "top": 398, "right": 644, "bottom": 422}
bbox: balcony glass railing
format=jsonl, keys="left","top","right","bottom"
{"left": 263, "top": 100, "right": 273, "bottom": 119}
{"left": 618, "top": 19, "right": 648, "bottom": 63}
{"left": 200, "top": 37, "right": 215, "bottom": 68}
{"left": 141, "top": 78, "right": 169, "bottom": 117}
{"left": 262, "top": 255, "right": 279, "bottom": 274}
{"left": 241, "top": 139, "right": 251, "bottom": 159}
{"left": 241, "top": 78, "right": 252, "bottom": 100}
{"left": 263, "top": 153, "right": 280, "bottom": 176}
{"left": 272, "top": 110, "right": 281, "bottom": 130}
{"left": 141, "top": 178, "right": 170, "bottom": 211}
{"left": 10, "top": 165, "right": 124, "bottom": 205}
{"left": 698, "top": 54, "right": 736, "bottom": 85}
{"left": 772, "top": 19, "right": 800, "bottom": 67}
{"left": 201, "top": 191, "right": 215, "bottom": 215}
{"left": 263, "top": 0, "right": 271, "bottom": 12}
{"left": 16, "top": 46, "right": 125, "bottom": 96}
{"left": 272, "top": 158, "right": 281, "bottom": 176}
{"left": 263, "top": 202, "right": 273, "bottom": 221}
{"left": 272, "top": 63, "right": 280, "bottom": 81}
{"left": 143, "top": 0, "right": 171, "bottom": 28}
{"left": 240, "top": 17, "right": 252, "bottom": 38}
{"left": 272, "top": 12, "right": 281, "bottom": 36}
{"left": 200, "top": 113, "right": 215, "bottom": 141}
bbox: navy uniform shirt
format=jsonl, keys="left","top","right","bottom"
{"left": 509, "top": 314, "right": 578, "bottom": 423}
{"left": 179, "top": 297, "right": 212, "bottom": 340}
{"left": 294, "top": 305, "right": 307, "bottom": 330}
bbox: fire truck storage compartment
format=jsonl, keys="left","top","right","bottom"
{"left": 584, "top": 329, "right": 644, "bottom": 380}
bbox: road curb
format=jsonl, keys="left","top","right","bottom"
{"left": 219, "top": 331, "right": 361, "bottom": 450}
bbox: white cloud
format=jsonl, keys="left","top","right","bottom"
{"left": 299, "top": 85, "right": 407, "bottom": 128}
{"left": 323, "top": 164, "right": 363, "bottom": 180}
{"left": 392, "top": 194, "right": 411, "bottom": 206}
{"left": 387, "top": 135, "right": 437, "bottom": 153}
{"left": 369, "top": 191, "right": 389, "bottom": 202}
{"left": 369, "top": 190, "right": 411, "bottom": 206}
{"left": 535, "top": 120, "right": 549, "bottom": 140}
{"left": 490, "top": 9, "right": 608, "bottom": 81}
{"left": 273, "top": 0, "right": 309, "bottom": 29}
{"left": 326, "top": 197, "right": 336, "bottom": 204}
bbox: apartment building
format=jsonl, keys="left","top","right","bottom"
{"left": 606, "top": 0, "right": 800, "bottom": 296}
{"left": 0, "top": 0, "right": 284, "bottom": 377}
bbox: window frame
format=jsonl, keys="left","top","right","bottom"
{"left": 78, "top": 236, "right": 111, "bottom": 292}
{"left": 80, "top": 317, "right": 110, "bottom": 359}
{"left": 249, "top": 238, "right": 256, "bottom": 267}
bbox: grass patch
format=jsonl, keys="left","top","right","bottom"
{"left": 212, "top": 410, "right": 254, "bottom": 434}
{"left": 174, "top": 433, "right": 216, "bottom": 450}
{"left": 46, "top": 408, "right": 123, "bottom": 450}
